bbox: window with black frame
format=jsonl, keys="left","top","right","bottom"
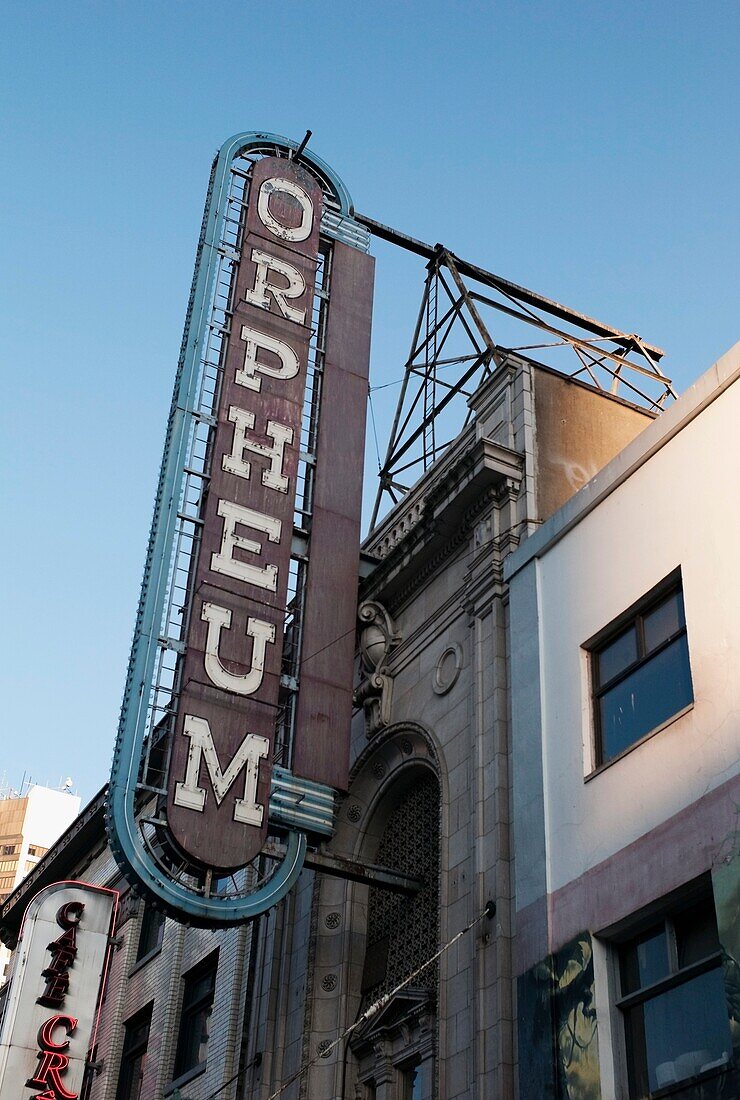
{"left": 403, "top": 1063, "right": 423, "bottom": 1099}
{"left": 173, "top": 951, "right": 218, "bottom": 1082}
{"left": 135, "top": 903, "right": 165, "bottom": 963}
{"left": 116, "top": 1004, "right": 152, "bottom": 1100}
{"left": 616, "top": 894, "right": 732, "bottom": 1097}
{"left": 591, "top": 577, "right": 693, "bottom": 766}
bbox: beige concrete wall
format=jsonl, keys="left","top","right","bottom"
{"left": 532, "top": 367, "right": 654, "bottom": 523}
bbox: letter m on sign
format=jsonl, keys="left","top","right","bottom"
{"left": 174, "top": 715, "right": 269, "bottom": 827}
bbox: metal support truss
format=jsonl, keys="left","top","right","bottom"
{"left": 361, "top": 216, "right": 675, "bottom": 529}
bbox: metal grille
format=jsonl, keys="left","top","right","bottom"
{"left": 362, "top": 772, "right": 440, "bottom": 1004}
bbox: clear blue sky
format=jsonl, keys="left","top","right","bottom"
{"left": 1, "top": 1, "right": 737, "bottom": 803}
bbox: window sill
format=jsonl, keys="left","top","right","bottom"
{"left": 165, "top": 1062, "right": 207, "bottom": 1096}
{"left": 128, "top": 945, "right": 163, "bottom": 977}
{"left": 584, "top": 702, "right": 694, "bottom": 782}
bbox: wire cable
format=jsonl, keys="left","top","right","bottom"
{"left": 368, "top": 386, "right": 383, "bottom": 473}
{"left": 179, "top": 902, "right": 494, "bottom": 1100}
{"left": 264, "top": 901, "right": 495, "bottom": 1100}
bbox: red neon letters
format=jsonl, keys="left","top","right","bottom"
{"left": 28, "top": 904, "right": 84, "bottom": 1099}
{"left": 37, "top": 902, "right": 84, "bottom": 1009}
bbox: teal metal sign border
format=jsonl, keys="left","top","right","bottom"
{"left": 107, "top": 133, "right": 361, "bottom": 924}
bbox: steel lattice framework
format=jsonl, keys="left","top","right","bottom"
{"left": 360, "top": 218, "right": 674, "bottom": 528}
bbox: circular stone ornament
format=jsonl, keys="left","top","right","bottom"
{"left": 433, "top": 643, "right": 463, "bottom": 695}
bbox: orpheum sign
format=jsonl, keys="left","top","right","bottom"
{"left": 108, "top": 133, "right": 374, "bottom": 922}
{"left": 0, "top": 882, "right": 117, "bottom": 1100}
{"left": 168, "top": 157, "right": 323, "bottom": 868}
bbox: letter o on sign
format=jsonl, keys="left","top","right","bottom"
{"left": 257, "top": 177, "right": 314, "bottom": 242}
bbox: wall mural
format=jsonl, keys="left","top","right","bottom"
{"left": 517, "top": 932, "right": 600, "bottom": 1099}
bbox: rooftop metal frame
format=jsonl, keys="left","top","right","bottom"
{"left": 359, "top": 215, "right": 675, "bottom": 529}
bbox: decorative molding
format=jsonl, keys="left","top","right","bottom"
{"left": 358, "top": 601, "right": 400, "bottom": 674}
{"left": 348, "top": 722, "right": 441, "bottom": 787}
{"left": 354, "top": 601, "right": 401, "bottom": 738}
{"left": 365, "top": 457, "right": 523, "bottom": 616}
{"left": 432, "top": 644, "right": 463, "bottom": 695}
{"left": 363, "top": 433, "right": 524, "bottom": 587}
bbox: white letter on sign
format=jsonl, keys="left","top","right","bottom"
{"left": 245, "top": 248, "right": 307, "bottom": 325}
{"left": 201, "top": 603, "right": 275, "bottom": 695}
{"left": 211, "top": 500, "right": 281, "bottom": 590}
{"left": 174, "top": 716, "right": 269, "bottom": 826}
{"left": 257, "top": 177, "right": 313, "bottom": 243}
{"left": 236, "top": 327, "right": 299, "bottom": 393}
{"left": 223, "top": 406, "right": 293, "bottom": 493}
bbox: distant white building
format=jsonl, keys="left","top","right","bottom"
{"left": 0, "top": 783, "right": 80, "bottom": 980}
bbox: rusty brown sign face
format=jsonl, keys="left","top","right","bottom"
{"left": 168, "top": 157, "right": 322, "bottom": 868}
{"left": 291, "top": 241, "right": 374, "bottom": 790}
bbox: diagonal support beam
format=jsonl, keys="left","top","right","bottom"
{"left": 355, "top": 213, "right": 665, "bottom": 360}
{"left": 441, "top": 250, "right": 503, "bottom": 367}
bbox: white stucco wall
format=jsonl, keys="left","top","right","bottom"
{"left": 508, "top": 343, "right": 740, "bottom": 904}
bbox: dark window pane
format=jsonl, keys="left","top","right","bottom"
{"left": 175, "top": 1001, "right": 213, "bottom": 1076}
{"left": 620, "top": 925, "right": 669, "bottom": 995}
{"left": 117, "top": 1053, "right": 145, "bottom": 1100}
{"left": 117, "top": 1006, "right": 151, "bottom": 1100}
{"left": 597, "top": 625, "right": 638, "bottom": 685}
{"left": 624, "top": 1000, "right": 650, "bottom": 1098}
{"left": 136, "top": 906, "right": 164, "bottom": 961}
{"left": 404, "top": 1066, "right": 422, "bottom": 1100}
{"left": 183, "top": 968, "right": 215, "bottom": 1009}
{"left": 123, "top": 1019, "right": 149, "bottom": 1052}
{"left": 175, "top": 956, "right": 217, "bottom": 1078}
{"left": 599, "top": 636, "right": 693, "bottom": 761}
{"left": 643, "top": 590, "right": 684, "bottom": 654}
{"left": 675, "top": 900, "right": 720, "bottom": 968}
{"left": 638, "top": 967, "right": 732, "bottom": 1092}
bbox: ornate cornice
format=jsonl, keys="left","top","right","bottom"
{"left": 361, "top": 433, "right": 523, "bottom": 614}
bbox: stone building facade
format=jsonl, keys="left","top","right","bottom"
{"left": 5, "top": 347, "right": 732, "bottom": 1099}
